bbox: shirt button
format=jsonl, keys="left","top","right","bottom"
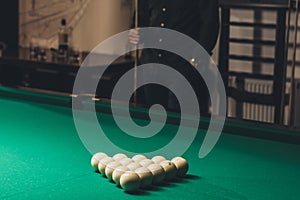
{"left": 160, "top": 23, "right": 165, "bottom": 27}
{"left": 162, "top": 7, "right": 166, "bottom": 12}
{"left": 159, "top": 38, "right": 163, "bottom": 42}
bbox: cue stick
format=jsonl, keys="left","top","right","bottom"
{"left": 280, "top": 0, "right": 292, "bottom": 124}
{"left": 133, "top": 0, "right": 139, "bottom": 105}
{"left": 288, "top": 0, "right": 299, "bottom": 127}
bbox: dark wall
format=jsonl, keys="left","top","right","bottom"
{"left": 0, "top": 0, "right": 19, "bottom": 56}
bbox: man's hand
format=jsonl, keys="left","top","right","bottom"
{"left": 128, "top": 28, "right": 140, "bottom": 45}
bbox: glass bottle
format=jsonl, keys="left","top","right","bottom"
{"left": 58, "top": 18, "right": 69, "bottom": 52}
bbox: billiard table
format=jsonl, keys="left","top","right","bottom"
{"left": 1, "top": 86, "right": 300, "bottom": 199}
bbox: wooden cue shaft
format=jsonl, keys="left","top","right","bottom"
{"left": 288, "top": 0, "right": 299, "bottom": 127}
{"left": 133, "top": 0, "right": 139, "bottom": 105}
{"left": 280, "top": 0, "right": 292, "bottom": 124}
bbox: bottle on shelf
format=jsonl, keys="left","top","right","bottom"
{"left": 57, "top": 18, "right": 73, "bottom": 63}
{"left": 58, "top": 18, "right": 69, "bottom": 52}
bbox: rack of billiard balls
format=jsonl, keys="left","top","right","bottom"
{"left": 91, "top": 152, "right": 189, "bottom": 192}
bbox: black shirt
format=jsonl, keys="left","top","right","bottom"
{"left": 132, "top": 0, "right": 219, "bottom": 112}
{"left": 135, "top": 0, "right": 219, "bottom": 54}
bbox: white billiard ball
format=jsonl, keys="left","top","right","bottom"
{"left": 112, "top": 166, "right": 130, "bottom": 186}
{"left": 132, "top": 154, "right": 147, "bottom": 162}
{"left": 147, "top": 164, "right": 165, "bottom": 184}
{"left": 151, "top": 155, "right": 167, "bottom": 164}
{"left": 120, "top": 171, "right": 141, "bottom": 192}
{"left": 91, "top": 152, "right": 108, "bottom": 170}
{"left": 98, "top": 157, "right": 114, "bottom": 175}
{"left": 159, "top": 160, "right": 177, "bottom": 180}
{"left": 139, "top": 159, "right": 154, "bottom": 167}
{"left": 105, "top": 161, "right": 122, "bottom": 181}
{"left": 112, "top": 153, "right": 128, "bottom": 161}
{"left": 127, "top": 162, "right": 142, "bottom": 171}
{"left": 119, "top": 158, "right": 134, "bottom": 166}
{"left": 171, "top": 157, "right": 189, "bottom": 177}
{"left": 135, "top": 167, "right": 153, "bottom": 188}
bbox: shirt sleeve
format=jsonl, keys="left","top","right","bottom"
{"left": 130, "top": 0, "right": 150, "bottom": 28}
{"left": 196, "top": 0, "right": 220, "bottom": 55}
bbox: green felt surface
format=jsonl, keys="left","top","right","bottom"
{"left": 1, "top": 88, "right": 300, "bottom": 200}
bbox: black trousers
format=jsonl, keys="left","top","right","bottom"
{"left": 139, "top": 50, "right": 210, "bottom": 115}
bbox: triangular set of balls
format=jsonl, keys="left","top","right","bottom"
{"left": 91, "top": 152, "right": 189, "bottom": 192}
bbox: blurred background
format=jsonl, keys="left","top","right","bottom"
{"left": 0, "top": 0, "right": 300, "bottom": 128}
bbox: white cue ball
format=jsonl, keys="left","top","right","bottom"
{"left": 139, "top": 159, "right": 154, "bottom": 167}
{"left": 91, "top": 152, "right": 108, "bottom": 170}
{"left": 105, "top": 161, "right": 122, "bottom": 181}
{"left": 112, "top": 153, "right": 128, "bottom": 161}
{"left": 151, "top": 155, "right": 167, "bottom": 164}
{"left": 119, "top": 158, "right": 134, "bottom": 166}
{"left": 112, "top": 166, "right": 130, "bottom": 186}
{"left": 135, "top": 167, "right": 153, "bottom": 188}
{"left": 127, "top": 162, "right": 142, "bottom": 171}
{"left": 120, "top": 171, "right": 141, "bottom": 192}
{"left": 98, "top": 157, "right": 114, "bottom": 175}
{"left": 159, "top": 160, "right": 177, "bottom": 180}
{"left": 171, "top": 157, "right": 189, "bottom": 177}
{"left": 132, "top": 154, "right": 147, "bottom": 162}
{"left": 147, "top": 164, "right": 165, "bottom": 184}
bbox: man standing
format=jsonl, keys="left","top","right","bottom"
{"left": 129, "top": 0, "right": 219, "bottom": 114}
